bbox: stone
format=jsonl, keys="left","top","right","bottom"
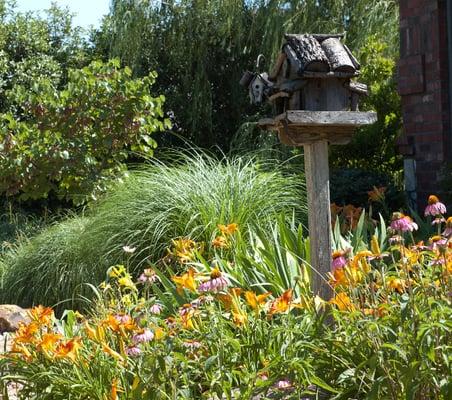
{"left": 0, "top": 305, "right": 30, "bottom": 333}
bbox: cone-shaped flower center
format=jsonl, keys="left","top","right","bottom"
{"left": 428, "top": 195, "right": 439, "bottom": 205}
{"left": 210, "top": 268, "right": 222, "bottom": 279}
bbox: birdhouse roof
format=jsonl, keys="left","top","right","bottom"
{"left": 270, "top": 33, "right": 360, "bottom": 80}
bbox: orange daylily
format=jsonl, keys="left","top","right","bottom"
{"left": 172, "top": 268, "right": 197, "bottom": 293}
{"left": 218, "top": 223, "right": 238, "bottom": 235}
{"left": 368, "top": 186, "right": 386, "bottom": 203}
{"left": 29, "top": 305, "right": 53, "bottom": 326}
{"left": 102, "top": 343, "right": 124, "bottom": 362}
{"left": 244, "top": 291, "right": 271, "bottom": 310}
{"left": 38, "top": 333, "right": 63, "bottom": 353}
{"left": 111, "top": 378, "right": 119, "bottom": 400}
{"left": 232, "top": 310, "right": 247, "bottom": 326}
{"left": 330, "top": 292, "right": 355, "bottom": 312}
{"left": 54, "top": 338, "right": 81, "bottom": 362}
{"left": 269, "top": 289, "right": 293, "bottom": 315}
{"left": 386, "top": 276, "right": 406, "bottom": 293}
{"left": 212, "top": 236, "right": 228, "bottom": 248}
{"left": 14, "top": 322, "right": 39, "bottom": 344}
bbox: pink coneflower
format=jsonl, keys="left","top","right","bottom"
{"left": 428, "top": 235, "right": 448, "bottom": 252}
{"left": 389, "top": 235, "right": 403, "bottom": 245}
{"left": 390, "top": 213, "right": 418, "bottom": 232}
{"left": 126, "top": 346, "right": 142, "bottom": 357}
{"left": 132, "top": 329, "right": 154, "bottom": 343}
{"left": 191, "top": 295, "right": 214, "bottom": 307}
{"left": 276, "top": 379, "right": 292, "bottom": 390}
{"left": 182, "top": 340, "right": 202, "bottom": 350}
{"left": 149, "top": 303, "right": 163, "bottom": 314}
{"left": 198, "top": 269, "right": 229, "bottom": 293}
{"left": 115, "top": 314, "right": 133, "bottom": 325}
{"left": 138, "top": 268, "right": 159, "bottom": 284}
{"left": 424, "top": 195, "right": 447, "bottom": 217}
{"left": 332, "top": 250, "right": 347, "bottom": 271}
{"left": 443, "top": 217, "right": 452, "bottom": 237}
{"left": 179, "top": 303, "right": 196, "bottom": 317}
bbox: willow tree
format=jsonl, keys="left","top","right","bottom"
{"left": 101, "top": 0, "right": 398, "bottom": 149}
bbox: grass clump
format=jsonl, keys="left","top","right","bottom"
{"left": 0, "top": 152, "right": 306, "bottom": 310}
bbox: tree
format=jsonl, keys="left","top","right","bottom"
{"left": 99, "top": 0, "right": 399, "bottom": 150}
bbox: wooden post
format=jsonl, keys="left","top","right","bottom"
{"left": 304, "top": 140, "right": 333, "bottom": 300}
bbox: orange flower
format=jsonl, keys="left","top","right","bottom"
{"left": 172, "top": 268, "right": 197, "bottom": 293}
{"left": 367, "top": 186, "right": 386, "bottom": 202}
{"left": 218, "top": 223, "right": 238, "bottom": 235}
{"left": 269, "top": 289, "right": 293, "bottom": 315}
{"left": 14, "top": 322, "right": 39, "bottom": 344}
{"left": 212, "top": 236, "right": 228, "bottom": 248}
{"left": 111, "top": 378, "right": 118, "bottom": 400}
{"left": 244, "top": 291, "right": 271, "bottom": 310}
{"left": 29, "top": 305, "right": 53, "bottom": 326}
{"left": 330, "top": 292, "right": 355, "bottom": 312}
{"left": 39, "top": 333, "right": 62, "bottom": 353}
{"left": 55, "top": 338, "right": 81, "bottom": 362}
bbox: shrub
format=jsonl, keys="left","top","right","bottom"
{"left": 0, "top": 59, "right": 170, "bottom": 203}
{"left": 0, "top": 152, "right": 306, "bottom": 310}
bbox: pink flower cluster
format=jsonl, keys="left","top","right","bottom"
{"left": 198, "top": 269, "right": 229, "bottom": 293}
{"left": 390, "top": 213, "right": 418, "bottom": 232}
{"left": 424, "top": 195, "right": 447, "bottom": 217}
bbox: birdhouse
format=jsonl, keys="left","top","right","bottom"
{"left": 239, "top": 34, "right": 378, "bottom": 302}
{"left": 241, "top": 33, "right": 375, "bottom": 145}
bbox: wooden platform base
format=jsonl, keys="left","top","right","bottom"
{"left": 259, "top": 110, "right": 377, "bottom": 145}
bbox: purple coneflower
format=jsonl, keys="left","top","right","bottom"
{"left": 132, "top": 329, "right": 154, "bottom": 343}
{"left": 198, "top": 269, "right": 229, "bottom": 293}
{"left": 424, "top": 195, "right": 447, "bottom": 216}
{"left": 138, "top": 268, "right": 159, "bottom": 284}
{"left": 126, "top": 346, "right": 142, "bottom": 357}
{"left": 443, "top": 217, "right": 452, "bottom": 237}
{"left": 179, "top": 303, "right": 196, "bottom": 317}
{"left": 390, "top": 213, "right": 418, "bottom": 232}
{"left": 182, "top": 340, "right": 202, "bottom": 350}
{"left": 149, "top": 303, "right": 163, "bottom": 314}
{"left": 332, "top": 250, "right": 347, "bottom": 271}
{"left": 428, "top": 236, "right": 448, "bottom": 252}
{"left": 276, "top": 379, "right": 292, "bottom": 389}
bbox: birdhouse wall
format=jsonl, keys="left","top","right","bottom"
{"left": 299, "top": 79, "right": 350, "bottom": 111}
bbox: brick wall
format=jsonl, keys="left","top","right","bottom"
{"left": 398, "top": 0, "right": 451, "bottom": 209}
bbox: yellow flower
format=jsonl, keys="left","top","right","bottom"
{"left": 54, "top": 338, "right": 81, "bottom": 362}
{"left": 172, "top": 268, "right": 198, "bottom": 293}
{"left": 351, "top": 251, "right": 372, "bottom": 274}
{"left": 330, "top": 292, "right": 355, "bottom": 312}
{"left": 118, "top": 276, "right": 136, "bottom": 290}
{"left": 386, "top": 276, "right": 406, "bottom": 293}
{"left": 232, "top": 310, "right": 247, "bottom": 326}
{"left": 170, "top": 238, "right": 202, "bottom": 263}
{"left": 218, "top": 223, "right": 238, "bottom": 235}
{"left": 109, "top": 264, "right": 127, "bottom": 278}
{"left": 244, "top": 291, "right": 271, "bottom": 310}
{"left": 111, "top": 378, "right": 118, "bottom": 400}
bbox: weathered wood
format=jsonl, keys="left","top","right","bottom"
{"left": 268, "top": 91, "right": 290, "bottom": 102}
{"left": 321, "top": 38, "right": 356, "bottom": 74}
{"left": 304, "top": 141, "right": 333, "bottom": 300}
{"left": 268, "top": 52, "right": 286, "bottom": 81}
{"left": 284, "top": 34, "right": 329, "bottom": 73}
{"left": 277, "top": 110, "right": 377, "bottom": 126}
{"left": 311, "top": 33, "right": 345, "bottom": 41}
{"left": 343, "top": 43, "right": 361, "bottom": 70}
{"left": 301, "top": 71, "right": 358, "bottom": 78}
{"left": 346, "top": 81, "right": 368, "bottom": 95}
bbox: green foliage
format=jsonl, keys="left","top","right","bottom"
{"left": 0, "top": 152, "right": 306, "bottom": 310}
{"left": 99, "top": 0, "right": 399, "bottom": 149}
{"left": 330, "top": 36, "right": 402, "bottom": 174}
{"left": 0, "top": 59, "right": 169, "bottom": 203}
{"left": 330, "top": 168, "right": 405, "bottom": 211}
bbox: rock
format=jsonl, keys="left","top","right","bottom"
{"left": 0, "top": 305, "right": 30, "bottom": 333}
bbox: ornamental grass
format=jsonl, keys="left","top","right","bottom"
{"left": 0, "top": 152, "right": 306, "bottom": 311}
